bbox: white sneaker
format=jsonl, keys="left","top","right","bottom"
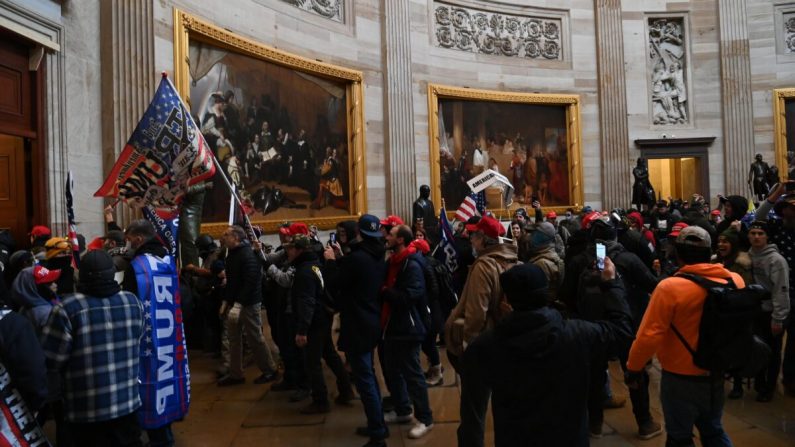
{"left": 383, "top": 410, "right": 413, "bottom": 424}
{"left": 408, "top": 422, "right": 433, "bottom": 439}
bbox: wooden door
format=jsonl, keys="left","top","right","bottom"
{"left": 0, "top": 135, "right": 28, "bottom": 244}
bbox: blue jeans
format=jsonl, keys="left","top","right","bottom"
{"left": 383, "top": 340, "right": 433, "bottom": 426}
{"left": 348, "top": 350, "right": 387, "bottom": 439}
{"left": 659, "top": 371, "right": 732, "bottom": 447}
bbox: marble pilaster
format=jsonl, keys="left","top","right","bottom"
{"left": 100, "top": 0, "right": 155, "bottom": 225}
{"left": 595, "top": 0, "right": 631, "bottom": 209}
{"left": 718, "top": 0, "right": 755, "bottom": 195}
{"left": 383, "top": 0, "right": 417, "bottom": 220}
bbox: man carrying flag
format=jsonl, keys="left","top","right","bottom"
{"left": 97, "top": 74, "right": 200, "bottom": 447}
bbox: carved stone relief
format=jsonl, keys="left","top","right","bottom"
{"left": 647, "top": 18, "right": 689, "bottom": 125}
{"left": 279, "top": 0, "right": 343, "bottom": 23}
{"left": 785, "top": 12, "right": 795, "bottom": 53}
{"left": 432, "top": 2, "right": 562, "bottom": 60}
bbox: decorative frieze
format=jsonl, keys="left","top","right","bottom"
{"left": 647, "top": 17, "right": 690, "bottom": 126}
{"left": 432, "top": 1, "right": 563, "bottom": 60}
{"left": 279, "top": 0, "right": 343, "bottom": 23}
{"left": 785, "top": 12, "right": 795, "bottom": 53}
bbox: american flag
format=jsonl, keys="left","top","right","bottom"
{"left": 454, "top": 192, "right": 486, "bottom": 222}
{"left": 95, "top": 74, "right": 215, "bottom": 213}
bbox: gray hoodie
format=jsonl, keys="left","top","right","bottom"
{"left": 10, "top": 267, "right": 54, "bottom": 332}
{"left": 749, "top": 244, "right": 791, "bottom": 324}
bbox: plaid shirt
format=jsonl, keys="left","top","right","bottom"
{"left": 40, "top": 291, "right": 145, "bottom": 423}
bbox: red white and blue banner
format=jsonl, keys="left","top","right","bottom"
{"left": 95, "top": 74, "right": 215, "bottom": 213}
{"left": 133, "top": 254, "right": 190, "bottom": 429}
{"left": 0, "top": 361, "right": 49, "bottom": 446}
{"left": 65, "top": 171, "right": 80, "bottom": 269}
{"left": 142, "top": 205, "right": 179, "bottom": 258}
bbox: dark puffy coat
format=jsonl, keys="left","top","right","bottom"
{"left": 291, "top": 250, "right": 326, "bottom": 336}
{"left": 223, "top": 239, "right": 262, "bottom": 306}
{"left": 0, "top": 311, "right": 48, "bottom": 411}
{"left": 122, "top": 237, "right": 169, "bottom": 297}
{"left": 463, "top": 279, "right": 632, "bottom": 447}
{"left": 323, "top": 238, "right": 386, "bottom": 354}
{"left": 382, "top": 252, "right": 428, "bottom": 342}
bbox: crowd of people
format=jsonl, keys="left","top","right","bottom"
{"left": 1, "top": 181, "right": 795, "bottom": 446}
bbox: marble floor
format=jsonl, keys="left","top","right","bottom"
{"left": 172, "top": 344, "right": 795, "bottom": 447}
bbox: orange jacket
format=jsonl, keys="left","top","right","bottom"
{"left": 627, "top": 263, "right": 745, "bottom": 376}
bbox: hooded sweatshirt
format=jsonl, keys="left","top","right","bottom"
{"left": 749, "top": 244, "right": 791, "bottom": 324}
{"left": 10, "top": 267, "right": 55, "bottom": 332}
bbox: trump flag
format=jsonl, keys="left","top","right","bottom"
{"left": 95, "top": 74, "right": 215, "bottom": 212}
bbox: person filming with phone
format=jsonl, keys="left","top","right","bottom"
{"left": 560, "top": 215, "right": 661, "bottom": 440}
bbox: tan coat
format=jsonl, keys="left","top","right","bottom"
{"left": 527, "top": 246, "right": 564, "bottom": 300}
{"left": 444, "top": 243, "right": 519, "bottom": 357}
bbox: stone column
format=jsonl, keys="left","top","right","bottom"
{"left": 100, "top": 0, "right": 155, "bottom": 225}
{"left": 594, "top": 0, "right": 631, "bottom": 210}
{"left": 383, "top": 0, "right": 416, "bottom": 220}
{"left": 718, "top": 0, "right": 755, "bottom": 195}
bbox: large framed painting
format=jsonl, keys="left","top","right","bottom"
{"left": 774, "top": 88, "right": 795, "bottom": 181}
{"left": 173, "top": 10, "right": 366, "bottom": 236}
{"left": 427, "top": 84, "right": 584, "bottom": 217}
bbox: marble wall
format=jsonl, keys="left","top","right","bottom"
{"left": 6, "top": 0, "right": 795, "bottom": 236}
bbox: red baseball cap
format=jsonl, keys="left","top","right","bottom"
{"left": 87, "top": 237, "right": 105, "bottom": 251}
{"left": 581, "top": 211, "right": 602, "bottom": 230}
{"left": 30, "top": 225, "right": 51, "bottom": 238}
{"left": 669, "top": 222, "right": 689, "bottom": 238}
{"left": 287, "top": 222, "right": 309, "bottom": 236}
{"left": 465, "top": 215, "right": 506, "bottom": 239}
{"left": 380, "top": 215, "right": 404, "bottom": 227}
{"left": 546, "top": 211, "right": 557, "bottom": 219}
{"left": 33, "top": 265, "right": 61, "bottom": 284}
{"left": 710, "top": 209, "right": 721, "bottom": 216}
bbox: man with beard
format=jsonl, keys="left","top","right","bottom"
{"left": 323, "top": 214, "right": 388, "bottom": 447}
{"left": 445, "top": 216, "right": 518, "bottom": 447}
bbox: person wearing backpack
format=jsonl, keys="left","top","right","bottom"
{"left": 747, "top": 220, "right": 791, "bottom": 402}
{"left": 521, "top": 222, "right": 565, "bottom": 302}
{"left": 627, "top": 226, "right": 745, "bottom": 447}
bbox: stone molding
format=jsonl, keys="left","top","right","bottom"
{"left": 775, "top": 3, "right": 795, "bottom": 63}
{"left": 277, "top": 0, "right": 344, "bottom": 23}
{"left": 0, "top": 0, "right": 68, "bottom": 232}
{"left": 432, "top": 0, "right": 563, "bottom": 60}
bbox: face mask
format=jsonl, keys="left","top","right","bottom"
{"left": 472, "top": 247, "right": 478, "bottom": 258}
{"left": 125, "top": 241, "right": 132, "bottom": 251}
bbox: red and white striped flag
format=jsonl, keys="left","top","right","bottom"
{"left": 455, "top": 192, "right": 483, "bottom": 222}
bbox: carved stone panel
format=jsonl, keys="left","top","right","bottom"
{"left": 432, "top": 1, "right": 562, "bottom": 60}
{"left": 647, "top": 17, "right": 689, "bottom": 126}
{"left": 785, "top": 12, "right": 795, "bottom": 53}
{"left": 279, "top": 0, "right": 343, "bottom": 23}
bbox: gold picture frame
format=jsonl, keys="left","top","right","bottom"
{"left": 173, "top": 9, "right": 367, "bottom": 237}
{"left": 427, "top": 83, "right": 584, "bottom": 217}
{"left": 774, "top": 88, "right": 795, "bottom": 177}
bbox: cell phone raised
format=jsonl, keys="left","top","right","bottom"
{"left": 328, "top": 232, "right": 336, "bottom": 246}
{"left": 596, "top": 242, "right": 606, "bottom": 271}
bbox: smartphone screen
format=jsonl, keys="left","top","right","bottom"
{"left": 329, "top": 232, "right": 336, "bottom": 246}
{"left": 596, "top": 243, "right": 606, "bottom": 271}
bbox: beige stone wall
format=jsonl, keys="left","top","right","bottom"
{"left": 622, "top": 0, "right": 725, "bottom": 199}
{"left": 747, "top": 0, "right": 795, "bottom": 164}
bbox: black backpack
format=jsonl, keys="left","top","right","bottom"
{"left": 671, "top": 273, "right": 770, "bottom": 377}
{"left": 576, "top": 265, "right": 605, "bottom": 321}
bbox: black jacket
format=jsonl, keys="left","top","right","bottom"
{"left": 0, "top": 311, "right": 48, "bottom": 411}
{"left": 463, "top": 280, "right": 632, "bottom": 447}
{"left": 324, "top": 238, "right": 385, "bottom": 354}
{"left": 223, "top": 240, "right": 262, "bottom": 306}
{"left": 382, "top": 252, "right": 428, "bottom": 342}
{"left": 122, "top": 237, "right": 169, "bottom": 297}
{"left": 291, "top": 251, "right": 325, "bottom": 336}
